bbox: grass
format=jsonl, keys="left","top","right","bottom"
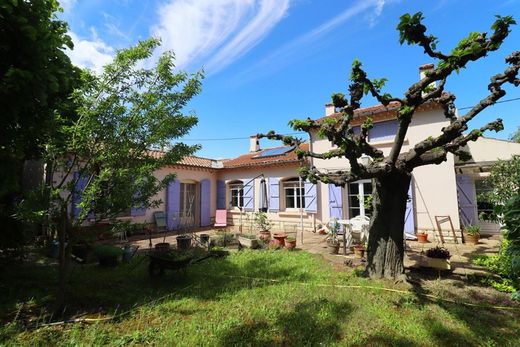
{"left": 1, "top": 249, "right": 520, "bottom": 346}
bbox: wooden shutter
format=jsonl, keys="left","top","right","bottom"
{"left": 404, "top": 179, "right": 415, "bottom": 234}
{"left": 304, "top": 181, "right": 317, "bottom": 213}
{"left": 166, "top": 180, "right": 181, "bottom": 231}
{"left": 456, "top": 175, "right": 477, "bottom": 227}
{"left": 243, "top": 179, "right": 254, "bottom": 211}
{"left": 200, "top": 179, "right": 211, "bottom": 226}
{"left": 269, "top": 177, "right": 280, "bottom": 212}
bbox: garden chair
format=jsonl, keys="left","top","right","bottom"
{"left": 153, "top": 211, "right": 167, "bottom": 233}
{"left": 214, "top": 209, "right": 228, "bottom": 230}
{"left": 349, "top": 215, "right": 370, "bottom": 244}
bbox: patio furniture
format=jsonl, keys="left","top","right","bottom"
{"left": 337, "top": 216, "right": 370, "bottom": 255}
{"left": 214, "top": 209, "right": 228, "bottom": 230}
{"left": 153, "top": 211, "right": 167, "bottom": 233}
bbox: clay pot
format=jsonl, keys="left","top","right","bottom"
{"left": 272, "top": 233, "right": 287, "bottom": 247}
{"left": 465, "top": 234, "right": 480, "bottom": 245}
{"left": 328, "top": 242, "right": 339, "bottom": 254}
{"left": 176, "top": 236, "right": 192, "bottom": 250}
{"left": 258, "top": 230, "right": 271, "bottom": 242}
{"left": 353, "top": 245, "right": 365, "bottom": 258}
{"left": 417, "top": 233, "right": 429, "bottom": 243}
{"left": 155, "top": 242, "right": 171, "bottom": 253}
{"left": 285, "top": 238, "right": 297, "bottom": 250}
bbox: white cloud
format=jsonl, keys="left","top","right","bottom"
{"left": 151, "top": 0, "right": 291, "bottom": 74}
{"left": 233, "top": 0, "right": 387, "bottom": 82}
{"left": 59, "top": 0, "right": 77, "bottom": 12}
{"left": 67, "top": 31, "right": 114, "bottom": 73}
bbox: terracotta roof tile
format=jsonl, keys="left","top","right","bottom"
{"left": 147, "top": 150, "right": 220, "bottom": 169}
{"left": 222, "top": 144, "right": 309, "bottom": 169}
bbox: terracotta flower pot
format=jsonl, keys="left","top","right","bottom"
{"left": 272, "top": 233, "right": 287, "bottom": 247}
{"left": 353, "top": 246, "right": 365, "bottom": 258}
{"left": 155, "top": 242, "right": 171, "bottom": 253}
{"left": 417, "top": 233, "right": 429, "bottom": 243}
{"left": 258, "top": 230, "right": 271, "bottom": 242}
{"left": 285, "top": 239, "right": 297, "bottom": 250}
{"left": 328, "top": 242, "right": 339, "bottom": 254}
{"left": 465, "top": 234, "right": 480, "bottom": 245}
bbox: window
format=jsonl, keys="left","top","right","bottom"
{"left": 348, "top": 180, "right": 373, "bottom": 218}
{"left": 229, "top": 181, "right": 244, "bottom": 208}
{"left": 283, "top": 178, "right": 305, "bottom": 209}
{"left": 368, "top": 120, "right": 398, "bottom": 142}
{"left": 475, "top": 179, "right": 494, "bottom": 220}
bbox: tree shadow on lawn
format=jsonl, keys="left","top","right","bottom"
{"left": 0, "top": 250, "right": 315, "bottom": 325}
{"left": 405, "top": 268, "right": 520, "bottom": 346}
{"left": 217, "top": 298, "right": 352, "bottom": 346}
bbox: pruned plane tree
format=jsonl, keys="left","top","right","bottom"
{"left": 259, "top": 13, "right": 520, "bottom": 279}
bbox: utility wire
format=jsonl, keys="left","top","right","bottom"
{"left": 177, "top": 96, "right": 520, "bottom": 142}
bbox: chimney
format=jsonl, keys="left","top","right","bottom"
{"left": 325, "top": 103, "right": 335, "bottom": 116}
{"left": 419, "top": 63, "right": 434, "bottom": 80}
{"left": 249, "top": 135, "right": 260, "bottom": 152}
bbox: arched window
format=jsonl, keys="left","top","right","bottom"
{"left": 282, "top": 177, "right": 305, "bottom": 209}
{"left": 228, "top": 180, "right": 244, "bottom": 208}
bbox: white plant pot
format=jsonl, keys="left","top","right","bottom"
{"left": 426, "top": 257, "right": 451, "bottom": 270}
{"left": 238, "top": 236, "right": 259, "bottom": 249}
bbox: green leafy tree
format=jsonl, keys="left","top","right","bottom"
{"left": 19, "top": 38, "right": 203, "bottom": 301}
{"left": 260, "top": 13, "right": 520, "bottom": 279}
{"left": 480, "top": 156, "right": 520, "bottom": 221}
{"left": 0, "top": 0, "right": 78, "bottom": 247}
{"left": 510, "top": 127, "right": 520, "bottom": 142}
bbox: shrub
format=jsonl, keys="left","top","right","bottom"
{"left": 425, "top": 246, "right": 450, "bottom": 259}
{"left": 94, "top": 245, "right": 123, "bottom": 259}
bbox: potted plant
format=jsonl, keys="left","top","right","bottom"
{"left": 425, "top": 246, "right": 451, "bottom": 270}
{"left": 254, "top": 211, "right": 272, "bottom": 241}
{"left": 94, "top": 245, "right": 123, "bottom": 267}
{"left": 238, "top": 233, "right": 259, "bottom": 249}
{"left": 272, "top": 233, "right": 287, "bottom": 247}
{"left": 353, "top": 243, "right": 366, "bottom": 258}
{"left": 176, "top": 235, "right": 192, "bottom": 250}
{"left": 464, "top": 225, "right": 481, "bottom": 245}
{"left": 326, "top": 219, "right": 340, "bottom": 254}
{"left": 417, "top": 231, "right": 429, "bottom": 243}
{"left": 285, "top": 235, "right": 297, "bottom": 250}
{"left": 155, "top": 242, "right": 171, "bottom": 253}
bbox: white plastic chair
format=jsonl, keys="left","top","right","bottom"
{"left": 349, "top": 215, "right": 370, "bottom": 244}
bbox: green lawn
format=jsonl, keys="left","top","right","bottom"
{"left": 1, "top": 250, "right": 519, "bottom": 346}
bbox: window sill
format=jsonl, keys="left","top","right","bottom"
{"left": 278, "top": 210, "right": 305, "bottom": 216}
{"left": 369, "top": 138, "right": 408, "bottom": 146}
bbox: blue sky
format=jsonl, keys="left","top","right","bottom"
{"left": 61, "top": 0, "right": 520, "bottom": 159}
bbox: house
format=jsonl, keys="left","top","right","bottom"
{"left": 71, "top": 68, "right": 520, "bottom": 241}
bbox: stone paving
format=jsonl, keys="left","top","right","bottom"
{"left": 126, "top": 228, "right": 501, "bottom": 276}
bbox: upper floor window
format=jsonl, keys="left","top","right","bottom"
{"left": 283, "top": 178, "right": 305, "bottom": 209}
{"left": 369, "top": 119, "right": 398, "bottom": 142}
{"left": 229, "top": 181, "right": 244, "bottom": 208}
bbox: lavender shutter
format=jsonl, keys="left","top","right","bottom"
{"left": 217, "top": 180, "right": 226, "bottom": 209}
{"left": 243, "top": 179, "right": 254, "bottom": 211}
{"left": 200, "top": 179, "right": 211, "bottom": 226}
{"left": 72, "top": 172, "right": 88, "bottom": 219}
{"left": 404, "top": 179, "right": 415, "bottom": 234}
{"left": 166, "top": 180, "right": 181, "bottom": 231}
{"left": 131, "top": 192, "right": 146, "bottom": 217}
{"left": 269, "top": 177, "right": 280, "bottom": 212}
{"left": 329, "top": 184, "right": 343, "bottom": 231}
{"left": 456, "top": 175, "right": 477, "bottom": 227}
{"left": 304, "top": 181, "right": 317, "bottom": 213}
{"left": 369, "top": 120, "right": 398, "bottom": 142}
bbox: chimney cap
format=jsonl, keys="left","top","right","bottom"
{"left": 419, "top": 63, "right": 434, "bottom": 70}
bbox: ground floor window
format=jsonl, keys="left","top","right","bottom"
{"left": 348, "top": 180, "right": 373, "bottom": 218}
{"left": 229, "top": 181, "right": 244, "bottom": 208}
{"left": 283, "top": 178, "right": 305, "bottom": 209}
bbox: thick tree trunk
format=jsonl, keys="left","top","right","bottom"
{"left": 366, "top": 171, "right": 411, "bottom": 280}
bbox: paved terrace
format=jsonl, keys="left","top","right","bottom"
{"left": 123, "top": 229, "right": 501, "bottom": 276}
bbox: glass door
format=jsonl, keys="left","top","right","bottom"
{"left": 348, "top": 180, "right": 373, "bottom": 218}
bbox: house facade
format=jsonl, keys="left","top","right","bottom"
{"left": 72, "top": 103, "right": 520, "bottom": 240}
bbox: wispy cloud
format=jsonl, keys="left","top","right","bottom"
{"left": 233, "top": 0, "right": 387, "bottom": 83}
{"left": 67, "top": 30, "right": 114, "bottom": 73}
{"left": 151, "top": 0, "right": 291, "bottom": 74}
